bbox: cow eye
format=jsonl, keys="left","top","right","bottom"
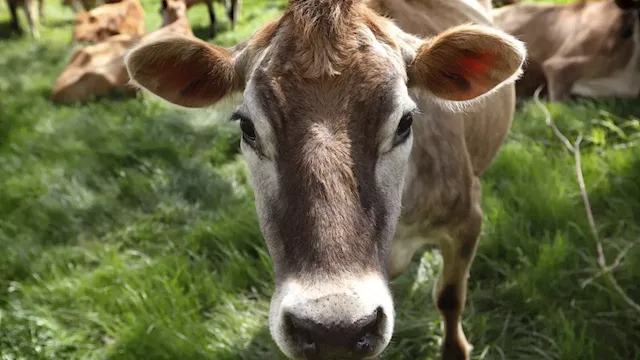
{"left": 394, "top": 112, "right": 413, "bottom": 146}
{"left": 240, "top": 118, "right": 257, "bottom": 144}
{"left": 231, "top": 112, "right": 257, "bottom": 147}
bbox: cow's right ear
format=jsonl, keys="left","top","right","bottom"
{"left": 124, "top": 35, "right": 240, "bottom": 108}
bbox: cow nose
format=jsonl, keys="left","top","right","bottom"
{"left": 284, "top": 306, "right": 386, "bottom": 359}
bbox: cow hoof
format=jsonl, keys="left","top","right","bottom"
{"left": 441, "top": 339, "right": 471, "bottom": 360}
{"left": 10, "top": 24, "right": 23, "bottom": 35}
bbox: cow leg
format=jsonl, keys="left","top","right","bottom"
{"left": 542, "top": 56, "right": 589, "bottom": 102}
{"left": 204, "top": 0, "right": 217, "bottom": 38}
{"left": 23, "top": 0, "right": 41, "bottom": 39}
{"left": 71, "top": 0, "right": 84, "bottom": 13}
{"left": 7, "top": 0, "right": 22, "bottom": 34}
{"left": 227, "top": 0, "right": 238, "bottom": 30}
{"left": 38, "top": 0, "right": 45, "bottom": 22}
{"left": 434, "top": 179, "right": 483, "bottom": 360}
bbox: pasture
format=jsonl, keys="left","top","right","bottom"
{"left": 1, "top": 0, "right": 640, "bottom": 359}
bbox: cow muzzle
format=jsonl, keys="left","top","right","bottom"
{"left": 269, "top": 275, "right": 395, "bottom": 360}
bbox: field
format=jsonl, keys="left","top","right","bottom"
{"left": 1, "top": 0, "right": 640, "bottom": 359}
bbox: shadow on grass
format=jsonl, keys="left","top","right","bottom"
{"left": 192, "top": 22, "right": 233, "bottom": 41}
{"left": 50, "top": 90, "right": 142, "bottom": 106}
{"left": 0, "top": 21, "right": 22, "bottom": 40}
{"left": 516, "top": 91, "right": 640, "bottom": 115}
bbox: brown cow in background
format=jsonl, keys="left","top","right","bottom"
{"left": 63, "top": 0, "right": 121, "bottom": 13}
{"left": 493, "top": 0, "right": 640, "bottom": 101}
{"left": 156, "top": 0, "right": 194, "bottom": 37}
{"left": 72, "top": 0, "right": 145, "bottom": 43}
{"left": 51, "top": 34, "right": 141, "bottom": 102}
{"left": 51, "top": 0, "right": 193, "bottom": 103}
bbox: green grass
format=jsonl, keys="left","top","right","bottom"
{"left": 1, "top": 0, "right": 640, "bottom": 359}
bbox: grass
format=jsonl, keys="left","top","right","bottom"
{"left": 1, "top": 0, "right": 639, "bottom": 359}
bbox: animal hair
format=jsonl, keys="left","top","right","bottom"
{"left": 284, "top": 0, "right": 365, "bottom": 78}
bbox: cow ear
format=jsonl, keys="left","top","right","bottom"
{"left": 408, "top": 24, "right": 526, "bottom": 102}
{"left": 124, "top": 34, "right": 240, "bottom": 108}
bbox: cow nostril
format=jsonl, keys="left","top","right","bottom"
{"left": 303, "top": 332, "right": 314, "bottom": 346}
{"left": 302, "top": 329, "right": 315, "bottom": 348}
{"left": 356, "top": 336, "right": 371, "bottom": 351}
{"left": 284, "top": 306, "right": 386, "bottom": 358}
{"left": 301, "top": 335, "right": 317, "bottom": 357}
{"left": 285, "top": 313, "right": 319, "bottom": 356}
{"left": 353, "top": 306, "right": 384, "bottom": 353}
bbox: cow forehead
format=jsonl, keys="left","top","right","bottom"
{"left": 248, "top": 57, "right": 403, "bottom": 131}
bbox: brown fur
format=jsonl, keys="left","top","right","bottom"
{"left": 284, "top": 1, "right": 370, "bottom": 77}
{"left": 247, "top": 18, "right": 280, "bottom": 48}
{"left": 493, "top": 0, "right": 640, "bottom": 100}
{"left": 248, "top": 56, "right": 401, "bottom": 277}
{"left": 158, "top": 0, "right": 194, "bottom": 36}
{"left": 51, "top": 34, "right": 141, "bottom": 102}
{"left": 63, "top": 0, "right": 122, "bottom": 13}
{"left": 73, "top": 0, "right": 146, "bottom": 43}
{"left": 127, "top": 36, "right": 237, "bottom": 106}
{"left": 410, "top": 25, "right": 526, "bottom": 100}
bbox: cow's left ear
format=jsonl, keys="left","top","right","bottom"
{"left": 125, "top": 34, "right": 240, "bottom": 108}
{"left": 408, "top": 24, "right": 526, "bottom": 102}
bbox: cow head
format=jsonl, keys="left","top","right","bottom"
{"left": 159, "top": 0, "right": 187, "bottom": 27}
{"left": 73, "top": 0, "right": 145, "bottom": 43}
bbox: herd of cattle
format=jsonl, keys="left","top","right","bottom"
{"left": 3, "top": 0, "right": 640, "bottom": 103}
{"left": 5, "top": 0, "right": 239, "bottom": 102}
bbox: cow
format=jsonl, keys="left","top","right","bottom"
{"left": 6, "top": 0, "right": 44, "bottom": 39}
{"left": 156, "top": 0, "right": 194, "bottom": 37}
{"left": 124, "top": 0, "right": 527, "bottom": 358}
{"left": 63, "top": 0, "right": 122, "bottom": 14}
{"left": 51, "top": 0, "right": 193, "bottom": 103}
{"left": 50, "top": 34, "right": 140, "bottom": 102}
{"left": 72, "top": 0, "right": 145, "bottom": 43}
{"left": 493, "top": 0, "right": 640, "bottom": 101}
{"left": 180, "top": 0, "right": 239, "bottom": 38}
